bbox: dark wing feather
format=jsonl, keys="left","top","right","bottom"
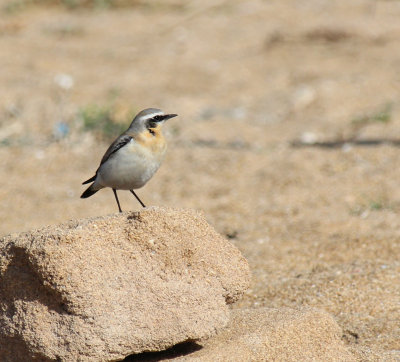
{"left": 100, "top": 134, "right": 133, "bottom": 166}
{"left": 81, "top": 134, "right": 133, "bottom": 185}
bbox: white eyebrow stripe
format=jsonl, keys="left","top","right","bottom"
{"left": 141, "top": 112, "right": 164, "bottom": 121}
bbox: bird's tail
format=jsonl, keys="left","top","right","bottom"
{"left": 82, "top": 175, "right": 96, "bottom": 185}
{"left": 81, "top": 183, "right": 99, "bottom": 199}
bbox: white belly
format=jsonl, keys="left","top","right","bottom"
{"left": 97, "top": 140, "right": 165, "bottom": 190}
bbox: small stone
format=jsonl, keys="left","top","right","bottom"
{"left": 54, "top": 73, "right": 74, "bottom": 90}
{"left": 300, "top": 131, "right": 319, "bottom": 145}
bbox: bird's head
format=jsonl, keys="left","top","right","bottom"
{"left": 128, "top": 108, "right": 177, "bottom": 135}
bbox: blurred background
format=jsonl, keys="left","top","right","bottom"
{"left": 1, "top": 0, "right": 400, "bottom": 359}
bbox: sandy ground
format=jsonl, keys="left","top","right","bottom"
{"left": 1, "top": 0, "right": 399, "bottom": 360}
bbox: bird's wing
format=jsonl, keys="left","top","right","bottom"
{"left": 100, "top": 134, "right": 134, "bottom": 166}
{"left": 82, "top": 134, "right": 133, "bottom": 185}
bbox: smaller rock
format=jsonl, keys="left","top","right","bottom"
{"left": 292, "top": 85, "right": 316, "bottom": 110}
{"left": 177, "top": 308, "right": 355, "bottom": 361}
{"left": 300, "top": 131, "right": 319, "bottom": 145}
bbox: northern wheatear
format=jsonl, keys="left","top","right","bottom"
{"left": 81, "top": 108, "right": 177, "bottom": 212}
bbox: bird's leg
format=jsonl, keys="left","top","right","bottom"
{"left": 112, "top": 189, "right": 122, "bottom": 213}
{"left": 130, "top": 190, "right": 146, "bottom": 208}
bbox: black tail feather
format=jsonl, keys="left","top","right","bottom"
{"left": 81, "top": 184, "right": 99, "bottom": 199}
{"left": 82, "top": 175, "right": 96, "bottom": 185}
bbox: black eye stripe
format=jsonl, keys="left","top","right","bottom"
{"left": 153, "top": 115, "right": 163, "bottom": 121}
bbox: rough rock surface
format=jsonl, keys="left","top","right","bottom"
{"left": 0, "top": 207, "right": 251, "bottom": 361}
{"left": 128, "top": 308, "right": 355, "bottom": 361}
{"left": 186, "top": 308, "right": 355, "bottom": 361}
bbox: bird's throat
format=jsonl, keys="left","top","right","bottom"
{"left": 135, "top": 127, "right": 167, "bottom": 157}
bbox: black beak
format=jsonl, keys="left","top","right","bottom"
{"left": 161, "top": 114, "right": 178, "bottom": 121}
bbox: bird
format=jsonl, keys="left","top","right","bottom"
{"left": 81, "top": 108, "right": 177, "bottom": 212}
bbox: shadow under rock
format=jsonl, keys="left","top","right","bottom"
{"left": 291, "top": 138, "right": 400, "bottom": 149}
{"left": 124, "top": 341, "right": 203, "bottom": 361}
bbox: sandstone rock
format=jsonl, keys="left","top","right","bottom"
{"left": 0, "top": 207, "right": 251, "bottom": 361}
{"left": 189, "top": 308, "right": 356, "bottom": 361}
{"left": 128, "top": 308, "right": 354, "bottom": 361}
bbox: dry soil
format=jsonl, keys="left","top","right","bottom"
{"left": 0, "top": 1, "right": 399, "bottom": 360}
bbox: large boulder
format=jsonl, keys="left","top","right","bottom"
{"left": 0, "top": 207, "right": 251, "bottom": 361}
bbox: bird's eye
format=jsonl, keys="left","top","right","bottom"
{"left": 148, "top": 121, "right": 157, "bottom": 129}
{"left": 153, "top": 115, "right": 162, "bottom": 121}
